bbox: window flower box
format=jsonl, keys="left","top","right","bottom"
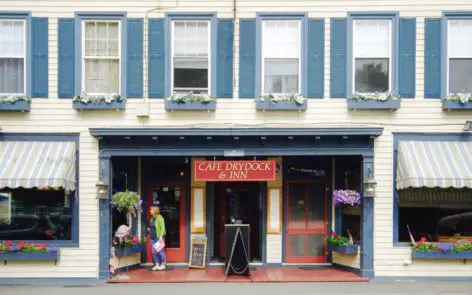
{"left": 165, "top": 93, "right": 216, "bottom": 111}
{"left": 442, "top": 94, "right": 472, "bottom": 110}
{"left": 412, "top": 250, "right": 472, "bottom": 260}
{"left": 256, "top": 94, "right": 307, "bottom": 111}
{"left": 328, "top": 244, "right": 359, "bottom": 255}
{"left": 0, "top": 242, "right": 59, "bottom": 262}
{"left": 72, "top": 93, "right": 125, "bottom": 111}
{"left": 0, "top": 250, "right": 59, "bottom": 261}
{"left": 0, "top": 96, "right": 31, "bottom": 112}
{"left": 347, "top": 92, "right": 401, "bottom": 110}
{"left": 114, "top": 245, "right": 144, "bottom": 257}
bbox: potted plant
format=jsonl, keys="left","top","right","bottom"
{"left": 347, "top": 92, "right": 401, "bottom": 110}
{"left": 111, "top": 190, "right": 142, "bottom": 229}
{"left": 256, "top": 93, "right": 307, "bottom": 111}
{"left": 0, "top": 241, "right": 59, "bottom": 261}
{"left": 165, "top": 92, "right": 216, "bottom": 111}
{"left": 113, "top": 234, "right": 147, "bottom": 257}
{"left": 0, "top": 95, "right": 31, "bottom": 112}
{"left": 326, "top": 232, "right": 358, "bottom": 255}
{"left": 442, "top": 93, "right": 472, "bottom": 110}
{"left": 412, "top": 237, "right": 472, "bottom": 259}
{"left": 72, "top": 92, "right": 126, "bottom": 110}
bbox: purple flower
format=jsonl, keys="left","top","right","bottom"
{"left": 8, "top": 245, "right": 20, "bottom": 252}
{"left": 333, "top": 190, "right": 361, "bottom": 207}
{"left": 437, "top": 243, "right": 453, "bottom": 252}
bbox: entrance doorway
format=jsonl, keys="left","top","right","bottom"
{"left": 213, "top": 182, "right": 262, "bottom": 262}
{"left": 285, "top": 181, "right": 328, "bottom": 263}
{"left": 146, "top": 182, "right": 186, "bottom": 262}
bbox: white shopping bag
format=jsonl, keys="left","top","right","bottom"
{"left": 153, "top": 238, "right": 165, "bottom": 253}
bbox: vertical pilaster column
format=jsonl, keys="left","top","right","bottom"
{"left": 98, "top": 156, "right": 111, "bottom": 279}
{"left": 360, "top": 156, "right": 374, "bottom": 278}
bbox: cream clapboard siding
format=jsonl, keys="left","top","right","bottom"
{"left": 0, "top": 0, "right": 471, "bottom": 278}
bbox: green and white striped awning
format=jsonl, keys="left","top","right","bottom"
{"left": 0, "top": 141, "right": 76, "bottom": 191}
{"left": 396, "top": 141, "right": 472, "bottom": 190}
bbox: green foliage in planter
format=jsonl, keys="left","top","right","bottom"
{"left": 258, "top": 93, "right": 306, "bottom": 105}
{"left": 350, "top": 92, "right": 401, "bottom": 101}
{"left": 446, "top": 93, "right": 472, "bottom": 104}
{"left": 0, "top": 95, "right": 31, "bottom": 103}
{"left": 166, "top": 93, "right": 216, "bottom": 104}
{"left": 73, "top": 92, "right": 124, "bottom": 104}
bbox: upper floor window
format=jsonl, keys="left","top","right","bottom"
{"left": 0, "top": 20, "right": 25, "bottom": 95}
{"left": 172, "top": 21, "right": 210, "bottom": 94}
{"left": 262, "top": 20, "right": 301, "bottom": 95}
{"left": 82, "top": 20, "right": 120, "bottom": 95}
{"left": 353, "top": 19, "right": 391, "bottom": 94}
{"left": 447, "top": 19, "right": 472, "bottom": 94}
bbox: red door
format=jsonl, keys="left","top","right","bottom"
{"left": 146, "top": 183, "right": 186, "bottom": 262}
{"left": 285, "top": 181, "right": 328, "bottom": 263}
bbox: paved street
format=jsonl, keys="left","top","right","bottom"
{"left": 1, "top": 281, "right": 472, "bottom": 295}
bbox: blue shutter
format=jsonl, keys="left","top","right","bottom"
{"left": 127, "top": 18, "right": 143, "bottom": 98}
{"left": 307, "top": 19, "right": 324, "bottom": 98}
{"left": 424, "top": 18, "right": 441, "bottom": 98}
{"left": 148, "top": 19, "right": 165, "bottom": 98}
{"left": 58, "top": 18, "right": 75, "bottom": 98}
{"left": 216, "top": 19, "right": 234, "bottom": 98}
{"left": 398, "top": 18, "right": 416, "bottom": 98}
{"left": 32, "top": 17, "right": 48, "bottom": 98}
{"left": 239, "top": 19, "right": 256, "bottom": 98}
{"left": 330, "top": 18, "right": 347, "bottom": 98}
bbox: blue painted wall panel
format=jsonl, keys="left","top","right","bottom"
{"left": 307, "top": 19, "right": 324, "bottom": 98}
{"left": 424, "top": 19, "right": 442, "bottom": 98}
{"left": 148, "top": 19, "right": 165, "bottom": 98}
{"left": 216, "top": 19, "right": 234, "bottom": 98}
{"left": 126, "top": 19, "right": 143, "bottom": 98}
{"left": 58, "top": 18, "right": 75, "bottom": 98}
{"left": 330, "top": 18, "right": 347, "bottom": 98}
{"left": 398, "top": 18, "right": 416, "bottom": 98}
{"left": 239, "top": 19, "right": 256, "bottom": 98}
{"left": 32, "top": 17, "right": 48, "bottom": 98}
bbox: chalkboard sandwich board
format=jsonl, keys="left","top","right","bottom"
{"left": 189, "top": 237, "right": 207, "bottom": 268}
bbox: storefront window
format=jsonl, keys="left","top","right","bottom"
{"left": 0, "top": 188, "right": 73, "bottom": 241}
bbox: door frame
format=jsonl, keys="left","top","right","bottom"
{"left": 145, "top": 181, "right": 187, "bottom": 263}
{"left": 284, "top": 180, "right": 328, "bottom": 263}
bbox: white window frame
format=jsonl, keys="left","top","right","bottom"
{"left": 446, "top": 19, "right": 472, "bottom": 94}
{"left": 170, "top": 20, "right": 211, "bottom": 95}
{"left": 0, "top": 19, "right": 27, "bottom": 96}
{"left": 352, "top": 19, "right": 392, "bottom": 94}
{"left": 81, "top": 20, "right": 121, "bottom": 96}
{"left": 261, "top": 19, "right": 302, "bottom": 96}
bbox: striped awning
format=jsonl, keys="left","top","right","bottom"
{"left": 396, "top": 141, "right": 472, "bottom": 190}
{"left": 0, "top": 141, "right": 76, "bottom": 191}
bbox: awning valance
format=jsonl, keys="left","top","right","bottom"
{"left": 0, "top": 141, "right": 76, "bottom": 191}
{"left": 396, "top": 141, "right": 472, "bottom": 190}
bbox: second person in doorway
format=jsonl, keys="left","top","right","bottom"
{"left": 149, "top": 206, "right": 167, "bottom": 271}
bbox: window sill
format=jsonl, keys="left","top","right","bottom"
{"left": 0, "top": 101, "right": 31, "bottom": 112}
{"left": 347, "top": 99, "right": 401, "bottom": 111}
{"left": 73, "top": 101, "right": 126, "bottom": 111}
{"left": 255, "top": 100, "right": 307, "bottom": 111}
{"left": 164, "top": 100, "right": 216, "bottom": 111}
{"left": 442, "top": 100, "right": 472, "bottom": 111}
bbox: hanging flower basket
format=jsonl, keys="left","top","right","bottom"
{"left": 333, "top": 190, "right": 361, "bottom": 207}
{"left": 111, "top": 190, "right": 142, "bottom": 216}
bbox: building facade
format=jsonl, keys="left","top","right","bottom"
{"left": 0, "top": 0, "right": 471, "bottom": 283}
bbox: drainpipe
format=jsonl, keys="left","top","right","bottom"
{"left": 233, "top": 0, "right": 237, "bottom": 98}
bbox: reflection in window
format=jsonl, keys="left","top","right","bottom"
{"left": 0, "top": 188, "right": 73, "bottom": 241}
{"left": 355, "top": 59, "right": 389, "bottom": 93}
{"left": 447, "top": 19, "right": 472, "bottom": 93}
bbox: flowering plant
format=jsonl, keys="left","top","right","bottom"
{"left": 446, "top": 92, "right": 472, "bottom": 104}
{"left": 258, "top": 93, "right": 306, "bottom": 105}
{"left": 0, "top": 241, "right": 56, "bottom": 253}
{"left": 113, "top": 235, "right": 146, "bottom": 248}
{"left": 166, "top": 92, "right": 216, "bottom": 104}
{"left": 326, "top": 233, "right": 352, "bottom": 246}
{"left": 73, "top": 92, "right": 124, "bottom": 104}
{"left": 0, "top": 95, "right": 31, "bottom": 103}
{"left": 333, "top": 189, "right": 361, "bottom": 207}
{"left": 412, "top": 237, "right": 472, "bottom": 252}
{"left": 110, "top": 190, "right": 142, "bottom": 216}
{"left": 350, "top": 92, "right": 401, "bottom": 101}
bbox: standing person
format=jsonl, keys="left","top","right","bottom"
{"left": 148, "top": 206, "right": 166, "bottom": 271}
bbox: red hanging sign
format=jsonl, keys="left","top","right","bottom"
{"left": 194, "top": 160, "right": 276, "bottom": 182}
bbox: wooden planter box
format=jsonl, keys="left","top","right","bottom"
{"left": 442, "top": 100, "right": 472, "bottom": 111}
{"left": 256, "top": 100, "right": 307, "bottom": 111}
{"left": 114, "top": 245, "right": 144, "bottom": 257}
{"left": 347, "top": 99, "right": 401, "bottom": 110}
{"left": 0, "top": 250, "right": 59, "bottom": 261}
{"left": 165, "top": 101, "right": 216, "bottom": 111}
{"left": 0, "top": 101, "right": 31, "bottom": 112}
{"left": 328, "top": 244, "right": 359, "bottom": 255}
{"left": 412, "top": 250, "right": 472, "bottom": 260}
{"left": 73, "top": 101, "right": 126, "bottom": 110}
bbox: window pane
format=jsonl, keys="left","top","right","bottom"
{"left": 288, "top": 234, "right": 306, "bottom": 257}
{"left": 448, "top": 19, "right": 472, "bottom": 58}
{"left": 354, "top": 19, "right": 390, "bottom": 58}
{"left": 173, "top": 21, "right": 208, "bottom": 57}
{"left": 263, "top": 20, "right": 300, "bottom": 58}
{"left": 264, "top": 58, "right": 299, "bottom": 94}
{"left": 0, "top": 58, "right": 24, "bottom": 94}
{"left": 355, "top": 58, "right": 389, "bottom": 93}
{"left": 308, "top": 183, "right": 325, "bottom": 229}
{"left": 449, "top": 59, "right": 472, "bottom": 93}
{"left": 85, "top": 59, "right": 119, "bottom": 93}
{"left": 173, "top": 68, "right": 208, "bottom": 91}
{"left": 308, "top": 234, "right": 325, "bottom": 257}
{"left": 288, "top": 183, "right": 306, "bottom": 229}
{"left": 0, "top": 20, "right": 25, "bottom": 57}
{"left": 0, "top": 189, "right": 72, "bottom": 241}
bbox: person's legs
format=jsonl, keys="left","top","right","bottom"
{"left": 151, "top": 239, "right": 160, "bottom": 271}
{"left": 157, "top": 238, "right": 167, "bottom": 270}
